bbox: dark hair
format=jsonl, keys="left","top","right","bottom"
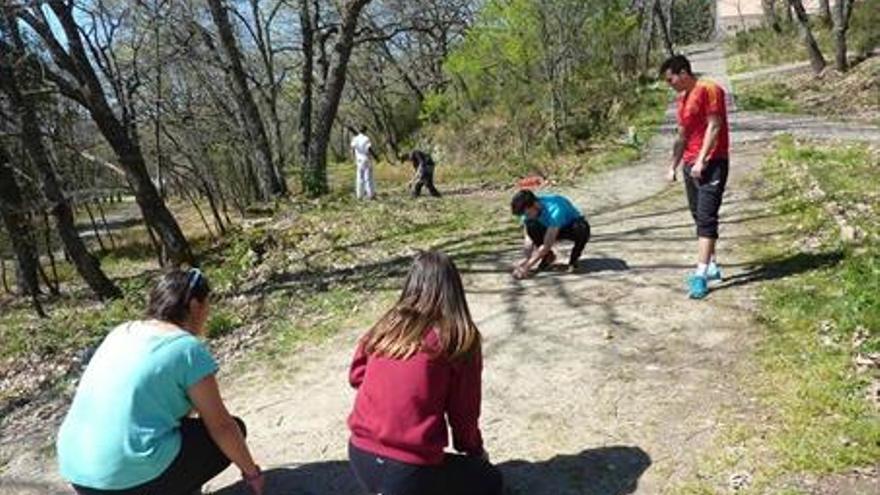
{"left": 659, "top": 54, "right": 692, "bottom": 76}
{"left": 511, "top": 189, "right": 538, "bottom": 215}
{"left": 145, "top": 268, "right": 211, "bottom": 324}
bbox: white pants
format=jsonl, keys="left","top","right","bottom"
{"left": 356, "top": 160, "right": 375, "bottom": 199}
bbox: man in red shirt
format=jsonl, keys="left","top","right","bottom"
{"left": 661, "top": 54, "right": 730, "bottom": 299}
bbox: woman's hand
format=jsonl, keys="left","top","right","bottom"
{"left": 243, "top": 467, "right": 265, "bottom": 495}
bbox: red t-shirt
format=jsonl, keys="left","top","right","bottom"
{"left": 347, "top": 329, "right": 484, "bottom": 466}
{"left": 676, "top": 80, "right": 730, "bottom": 164}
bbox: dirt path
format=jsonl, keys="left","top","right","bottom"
{"left": 2, "top": 45, "right": 879, "bottom": 495}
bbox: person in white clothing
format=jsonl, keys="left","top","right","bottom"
{"left": 351, "top": 128, "right": 377, "bottom": 199}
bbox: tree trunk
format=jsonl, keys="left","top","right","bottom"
{"left": 9, "top": 3, "right": 192, "bottom": 265}
{"left": 788, "top": 0, "right": 827, "bottom": 74}
{"left": 95, "top": 200, "right": 117, "bottom": 249}
{"left": 818, "top": 0, "right": 833, "bottom": 26}
{"left": 82, "top": 200, "right": 107, "bottom": 252}
{"left": 0, "top": 147, "right": 45, "bottom": 316}
{"left": 1, "top": 257, "right": 9, "bottom": 294}
{"left": 0, "top": 60, "right": 121, "bottom": 301}
{"left": 206, "top": 0, "right": 287, "bottom": 200}
{"left": 299, "top": 0, "right": 314, "bottom": 172}
{"left": 304, "top": 0, "right": 373, "bottom": 197}
{"left": 831, "top": 0, "right": 855, "bottom": 71}
{"left": 637, "top": 0, "right": 657, "bottom": 74}
{"left": 762, "top": 0, "right": 782, "bottom": 33}
{"left": 41, "top": 210, "right": 61, "bottom": 294}
{"left": 654, "top": 0, "right": 674, "bottom": 56}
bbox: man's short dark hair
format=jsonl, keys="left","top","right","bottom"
{"left": 659, "top": 55, "right": 692, "bottom": 76}
{"left": 511, "top": 189, "right": 538, "bottom": 216}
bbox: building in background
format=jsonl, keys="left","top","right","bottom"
{"left": 716, "top": 0, "right": 822, "bottom": 35}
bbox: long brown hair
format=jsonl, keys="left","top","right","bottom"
{"left": 363, "top": 251, "right": 481, "bottom": 361}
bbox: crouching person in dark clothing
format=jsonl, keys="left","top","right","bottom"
{"left": 511, "top": 190, "right": 591, "bottom": 279}
{"left": 409, "top": 149, "right": 441, "bottom": 197}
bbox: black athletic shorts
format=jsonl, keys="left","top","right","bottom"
{"left": 683, "top": 158, "right": 728, "bottom": 239}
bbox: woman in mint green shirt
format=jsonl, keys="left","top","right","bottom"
{"left": 57, "top": 269, "right": 264, "bottom": 495}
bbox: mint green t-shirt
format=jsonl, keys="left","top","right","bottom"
{"left": 57, "top": 321, "right": 218, "bottom": 489}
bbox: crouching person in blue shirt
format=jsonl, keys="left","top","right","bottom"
{"left": 56, "top": 269, "right": 264, "bottom": 495}
{"left": 511, "top": 190, "right": 591, "bottom": 279}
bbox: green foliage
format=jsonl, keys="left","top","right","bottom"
{"left": 0, "top": 290, "right": 143, "bottom": 360}
{"left": 433, "top": 0, "right": 661, "bottom": 171}
{"left": 206, "top": 306, "right": 243, "bottom": 339}
{"left": 419, "top": 90, "right": 452, "bottom": 124}
{"left": 208, "top": 227, "right": 263, "bottom": 294}
{"left": 850, "top": 0, "right": 880, "bottom": 56}
{"left": 670, "top": 0, "right": 716, "bottom": 44}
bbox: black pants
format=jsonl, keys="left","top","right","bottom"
{"left": 349, "top": 443, "right": 503, "bottom": 495}
{"left": 525, "top": 217, "right": 591, "bottom": 266}
{"left": 72, "top": 417, "right": 246, "bottom": 495}
{"left": 683, "top": 158, "right": 728, "bottom": 239}
{"left": 413, "top": 169, "right": 441, "bottom": 197}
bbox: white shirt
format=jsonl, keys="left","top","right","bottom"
{"left": 350, "top": 133, "right": 372, "bottom": 165}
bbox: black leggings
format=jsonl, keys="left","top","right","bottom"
{"left": 349, "top": 442, "right": 503, "bottom": 495}
{"left": 525, "top": 217, "right": 591, "bottom": 266}
{"left": 72, "top": 417, "right": 246, "bottom": 495}
{"left": 683, "top": 158, "right": 728, "bottom": 239}
{"left": 413, "top": 169, "right": 441, "bottom": 197}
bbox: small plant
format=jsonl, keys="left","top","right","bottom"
{"left": 206, "top": 307, "right": 244, "bottom": 339}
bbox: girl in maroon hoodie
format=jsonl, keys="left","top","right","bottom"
{"left": 347, "top": 251, "right": 503, "bottom": 495}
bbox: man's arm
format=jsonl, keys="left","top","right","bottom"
{"left": 691, "top": 115, "right": 721, "bottom": 179}
{"left": 517, "top": 227, "right": 559, "bottom": 273}
{"left": 669, "top": 126, "right": 685, "bottom": 182}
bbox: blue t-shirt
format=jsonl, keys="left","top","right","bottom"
{"left": 57, "top": 321, "right": 218, "bottom": 490}
{"left": 530, "top": 194, "right": 583, "bottom": 228}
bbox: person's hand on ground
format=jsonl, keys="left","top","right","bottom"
{"left": 512, "top": 266, "right": 529, "bottom": 279}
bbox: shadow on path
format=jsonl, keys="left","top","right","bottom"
{"left": 715, "top": 250, "right": 845, "bottom": 292}
{"left": 211, "top": 446, "right": 651, "bottom": 495}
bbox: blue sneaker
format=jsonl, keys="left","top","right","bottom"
{"left": 687, "top": 274, "right": 709, "bottom": 299}
{"left": 706, "top": 263, "right": 723, "bottom": 282}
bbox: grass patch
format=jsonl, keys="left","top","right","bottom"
{"left": 735, "top": 81, "right": 801, "bottom": 113}
{"left": 735, "top": 56, "right": 880, "bottom": 124}
{"left": 725, "top": 23, "right": 834, "bottom": 75}
{"left": 672, "top": 137, "right": 880, "bottom": 492}
{"left": 725, "top": 0, "right": 879, "bottom": 75}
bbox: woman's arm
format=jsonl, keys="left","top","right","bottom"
{"left": 447, "top": 349, "right": 485, "bottom": 456}
{"left": 189, "top": 375, "right": 263, "bottom": 492}
{"left": 349, "top": 340, "right": 368, "bottom": 388}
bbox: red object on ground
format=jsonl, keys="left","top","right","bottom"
{"left": 518, "top": 175, "right": 544, "bottom": 189}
